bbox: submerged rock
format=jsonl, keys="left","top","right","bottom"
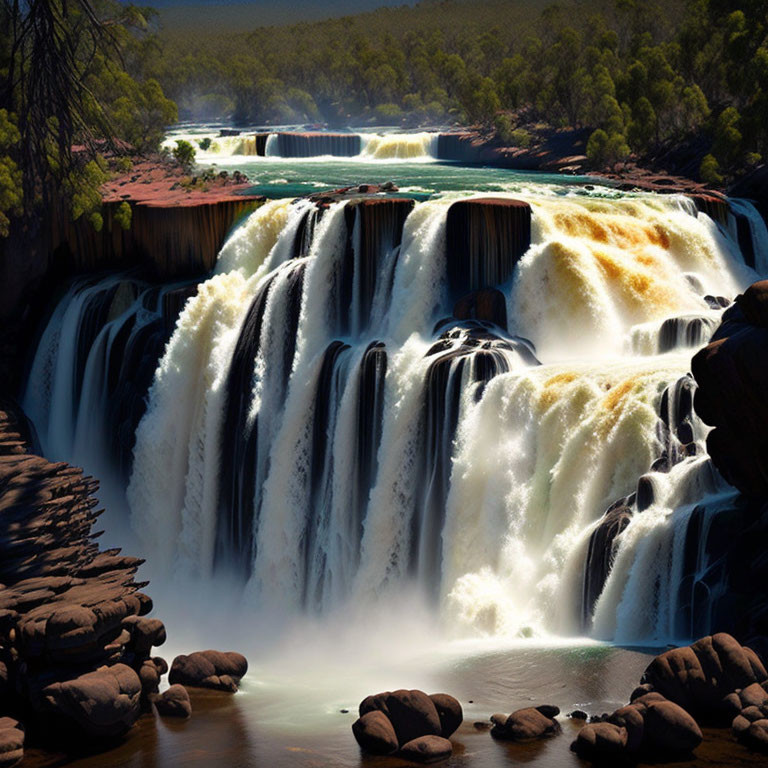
{"left": 169, "top": 650, "right": 248, "bottom": 692}
{"left": 399, "top": 735, "right": 453, "bottom": 763}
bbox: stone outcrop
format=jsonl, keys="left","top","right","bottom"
{"left": 692, "top": 281, "right": 768, "bottom": 498}
{"left": 352, "top": 690, "right": 462, "bottom": 761}
{"left": 445, "top": 198, "right": 531, "bottom": 301}
{"left": 0, "top": 403, "right": 165, "bottom": 741}
{"left": 572, "top": 634, "right": 768, "bottom": 762}
{"left": 638, "top": 633, "right": 767, "bottom": 725}
{"left": 573, "top": 693, "right": 702, "bottom": 761}
{"left": 168, "top": 650, "right": 248, "bottom": 693}
{"left": 490, "top": 705, "right": 561, "bottom": 741}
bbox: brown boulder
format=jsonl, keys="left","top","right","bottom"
{"left": 41, "top": 663, "right": 141, "bottom": 737}
{"left": 169, "top": 650, "right": 248, "bottom": 692}
{"left": 384, "top": 689, "right": 442, "bottom": 746}
{"left": 429, "top": 693, "right": 463, "bottom": 738}
{"left": 152, "top": 684, "right": 191, "bottom": 718}
{"left": 571, "top": 721, "right": 628, "bottom": 759}
{"left": 640, "top": 633, "right": 767, "bottom": 723}
{"left": 491, "top": 706, "right": 560, "bottom": 741}
{"left": 642, "top": 700, "right": 702, "bottom": 756}
{"left": 399, "top": 734, "right": 453, "bottom": 763}
{"left": 0, "top": 718, "right": 23, "bottom": 767}
{"left": 351, "top": 710, "right": 398, "bottom": 755}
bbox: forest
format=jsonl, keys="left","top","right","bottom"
{"left": 0, "top": 0, "right": 767, "bottom": 238}
{"left": 149, "top": 0, "right": 768, "bottom": 182}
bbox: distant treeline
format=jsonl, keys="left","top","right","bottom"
{"left": 149, "top": 0, "right": 768, "bottom": 181}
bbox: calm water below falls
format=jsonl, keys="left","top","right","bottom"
{"left": 22, "top": 135, "right": 768, "bottom": 765}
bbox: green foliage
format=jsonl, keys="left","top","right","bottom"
{"left": 587, "top": 129, "right": 630, "bottom": 166}
{"left": 0, "top": 0, "right": 179, "bottom": 235}
{"left": 115, "top": 157, "right": 133, "bottom": 174}
{"left": 198, "top": 138, "right": 212, "bottom": 151}
{"left": 173, "top": 139, "right": 196, "bottom": 171}
{"left": 67, "top": 158, "right": 109, "bottom": 226}
{"left": 114, "top": 201, "right": 133, "bottom": 230}
{"left": 0, "top": 110, "right": 23, "bottom": 237}
{"left": 700, "top": 153, "right": 723, "bottom": 185}
{"left": 144, "top": 0, "right": 767, "bottom": 176}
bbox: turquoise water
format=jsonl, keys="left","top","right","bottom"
{"left": 211, "top": 157, "right": 604, "bottom": 199}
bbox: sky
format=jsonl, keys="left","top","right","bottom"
{"left": 152, "top": 0, "right": 420, "bottom": 28}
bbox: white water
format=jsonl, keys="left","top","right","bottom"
{"left": 163, "top": 129, "right": 441, "bottom": 161}
{"left": 25, "top": 183, "right": 765, "bottom": 648}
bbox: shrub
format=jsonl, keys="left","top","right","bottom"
{"left": 198, "top": 137, "right": 212, "bottom": 151}
{"left": 173, "top": 139, "right": 196, "bottom": 171}
{"left": 114, "top": 201, "right": 132, "bottom": 230}
{"left": 700, "top": 154, "right": 723, "bottom": 185}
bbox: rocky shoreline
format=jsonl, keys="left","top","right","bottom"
{"left": 0, "top": 401, "right": 247, "bottom": 765}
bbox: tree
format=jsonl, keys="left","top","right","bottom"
{"left": 172, "top": 139, "right": 196, "bottom": 172}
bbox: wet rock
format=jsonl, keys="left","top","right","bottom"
{"left": 152, "top": 684, "right": 191, "bottom": 719}
{"left": 429, "top": 693, "right": 463, "bottom": 738}
{"left": 351, "top": 711, "right": 398, "bottom": 755}
{"left": 740, "top": 719, "right": 768, "bottom": 753}
{"left": 692, "top": 281, "right": 768, "bottom": 497}
{"left": 385, "top": 689, "right": 442, "bottom": 745}
{"left": 0, "top": 718, "right": 23, "bottom": 767}
{"left": 640, "top": 633, "right": 767, "bottom": 723}
{"left": 491, "top": 706, "right": 561, "bottom": 741}
{"left": 453, "top": 289, "right": 508, "bottom": 330}
{"left": 169, "top": 650, "right": 248, "bottom": 692}
{"left": 41, "top": 663, "right": 141, "bottom": 737}
{"left": 359, "top": 691, "right": 390, "bottom": 717}
{"left": 571, "top": 721, "right": 628, "bottom": 759}
{"left": 642, "top": 700, "right": 702, "bottom": 755}
{"left": 399, "top": 734, "right": 453, "bottom": 764}
{"left": 568, "top": 710, "right": 588, "bottom": 720}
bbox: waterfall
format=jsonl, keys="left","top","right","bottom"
{"left": 359, "top": 132, "right": 439, "bottom": 160}
{"left": 165, "top": 130, "right": 441, "bottom": 160}
{"left": 24, "top": 184, "right": 766, "bottom": 645}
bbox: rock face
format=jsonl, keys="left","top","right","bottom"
{"left": 352, "top": 690, "right": 462, "bottom": 761}
{"left": 490, "top": 705, "right": 561, "bottom": 741}
{"left": 692, "top": 281, "right": 768, "bottom": 498}
{"left": 169, "top": 650, "right": 248, "bottom": 692}
{"left": 445, "top": 198, "right": 531, "bottom": 301}
{"left": 0, "top": 402, "right": 166, "bottom": 741}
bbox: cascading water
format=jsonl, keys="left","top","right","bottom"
{"left": 24, "top": 183, "right": 765, "bottom": 647}
{"left": 165, "top": 130, "right": 441, "bottom": 160}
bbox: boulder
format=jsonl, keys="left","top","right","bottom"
{"left": 399, "top": 735, "right": 453, "bottom": 764}
{"left": 491, "top": 706, "right": 560, "bottom": 741}
{"left": 152, "top": 684, "right": 191, "bottom": 719}
{"left": 169, "top": 650, "right": 248, "bottom": 692}
{"left": 384, "top": 689, "right": 442, "bottom": 746}
{"left": 571, "top": 721, "right": 628, "bottom": 759}
{"left": 642, "top": 700, "right": 702, "bottom": 756}
{"left": 0, "top": 718, "right": 23, "bottom": 768}
{"left": 740, "top": 719, "right": 768, "bottom": 753}
{"left": 640, "top": 633, "right": 767, "bottom": 723}
{"left": 429, "top": 693, "right": 463, "bottom": 738}
{"left": 41, "top": 663, "right": 141, "bottom": 737}
{"left": 351, "top": 710, "right": 398, "bottom": 755}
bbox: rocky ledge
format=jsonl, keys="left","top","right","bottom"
{"left": 0, "top": 403, "right": 247, "bottom": 763}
